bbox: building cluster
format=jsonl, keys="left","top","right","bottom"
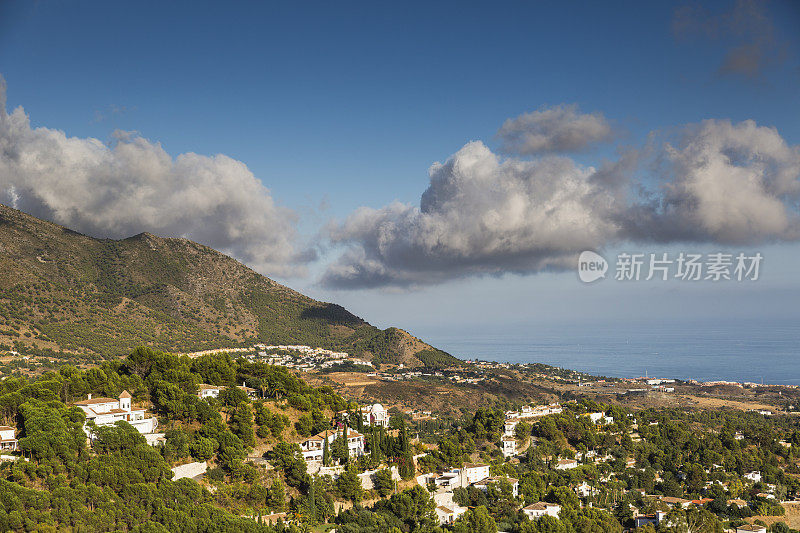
{"left": 466, "top": 361, "right": 512, "bottom": 370}
{"left": 498, "top": 403, "right": 566, "bottom": 458}
{"left": 185, "top": 343, "right": 379, "bottom": 372}
{"left": 615, "top": 376, "right": 679, "bottom": 394}
{"left": 503, "top": 403, "right": 563, "bottom": 437}
{"left": 299, "top": 404, "right": 389, "bottom": 464}
{"left": 420, "top": 463, "right": 526, "bottom": 525}
{"left": 370, "top": 368, "right": 486, "bottom": 384}
{"left": 404, "top": 408, "right": 434, "bottom": 421}
{"left": 244, "top": 345, "right": 372, "bottom": 372}
{"left": 628, "top": 493, "right": 771, "bottom": 532}
{"left": 300, "top": 427, "right": 365, "bottom": 462}
{"left": 185, "top": 347, "right": 251, "bottom": 358}
{"left": 254, "top": 345, "right": 349, "bottom": 358}
{"left": 75, "top": 391, "right": 159, "bottom": 437}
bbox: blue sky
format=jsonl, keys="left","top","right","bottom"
{"left": 1, "top": 1, "right": 799, "bottom": 342}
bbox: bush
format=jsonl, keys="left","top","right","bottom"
{"left": 207, "top": 466, "right": 225, "bottom": 483}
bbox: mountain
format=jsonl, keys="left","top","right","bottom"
{"left": 0, "top": 204, "right": 460, "bottom": 368}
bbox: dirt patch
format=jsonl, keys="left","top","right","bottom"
{"left": 323, "top": 372, "right": 378, "bottom": 387}
{"left": 746, "top": 503, "right": 800, "bottom": 528}
{"left": 683, "top": 395, "right": 779, "bottom": 412}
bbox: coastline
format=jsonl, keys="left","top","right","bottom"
{"left": 421, "top": 319, "right": 800, "bottom": 386}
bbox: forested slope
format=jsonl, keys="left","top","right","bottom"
{"left": 0, "top": 204, "right": 460, "bottom": 368}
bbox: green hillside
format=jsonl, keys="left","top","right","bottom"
{"left": 0, "top": 204, "right": 460, "bottom": 368}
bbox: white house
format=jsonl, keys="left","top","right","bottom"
{"left": 197, "top": 384, "right": 224, "bottom": 399}
{"left": 435, "top": 505, "right": 466, "bottom": 525}
{"left": 339, "top": 427, "right": 366, "bottom": 457}
{"left": 300, "top": 427, "right": 365, "bottom": 463}
{"left": 574, "top": 481, "right": 596, "bottom": 498}
{"left": 545, "top": 403, "right": 563, "bottom": 415}
{"left": 237, "top": 383, "right": 258, "bottom": 399}
{"left": 501, "top": 436, "right": 517, "bottom": 457}
{"left": 472, "top": 476, "right": 519, "bottom": 497}
{"left": 586, "top": 412, "right": 613, "bottom": 425}
{"left": 555, "top": 458, "right": 578, "bottom": 470}
{"left": 301, "top": 431, "right": 330, "bottom": 463}
{"left": 361, "top": 404, "right": 389, "bottom": 427}
{"left": 660, "top": 496, "right": 691, "bottom": 508}
{"left": 433, "top": 470, "right": 461, "bottom": 488}
{"left": 744, "top": 471, "right": 762, "bottom": 483}
{"left": 504, "top": 418, "right": 519, "bottom": 436}
{"left": 461, "top": 463, "right": 490, "bottom": 485}
{"left": 0, "top": 426, "right": 17, "bottom": 451}
{"left": 523, "top": 502, "right": 561, "bottom": 519}
{"left": 75, "top": 392, "right": 158, "bottom": 436}
{"left": 634, "top": 511, "right": 667, "bottom": 528}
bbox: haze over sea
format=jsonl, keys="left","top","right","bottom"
{"left": 424, "top": 319, "right": 800, "bottom": 385}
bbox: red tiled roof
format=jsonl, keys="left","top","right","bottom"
{"left": 75, "top": 397, "right": 118, "bottom": 405}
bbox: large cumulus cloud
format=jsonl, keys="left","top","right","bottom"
{"left": 322, "top": 141, "right": 627, "bottom": 288}
{"left": 628, "top": 119, "right": 800, "bottom": 244}
{"left": 0, "top": 79, "right": 310, "bottom": 277}
{"left": 324, "top": 114, "right": 800, "bottom": 289}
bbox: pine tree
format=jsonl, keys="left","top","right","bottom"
{"left": 229, "top": 403, "right": 255, "bottom": 448}
{"left": 336, "top": 466, "right": 363, "bottom": 503}
{"left": 269, "top": 479, "right": 285, "bottom": 512}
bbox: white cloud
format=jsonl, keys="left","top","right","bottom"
{"left": 324, "top": 118, "right": 800, "bottom": 289}
{"left": 0, "top": 78, "right": 310, "bottom": 277}
{"left": 323, "top": 141, "right": 625, "bottom": 288}
{"left": 629, "top": 119, "right": 800, "bottom": 244}
{"left": 497, "top": 104, "right": 614, "bottom": 155}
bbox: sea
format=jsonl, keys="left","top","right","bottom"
{"left": 423, "top": 319, "right": 800, "bottom": 385}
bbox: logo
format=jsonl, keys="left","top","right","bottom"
{"left": 578, "top": 251, "right": 608, "bottom": 283}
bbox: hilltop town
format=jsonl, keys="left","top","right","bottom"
{"left": 1, "top": 345, "right": 799, "bottom": 533}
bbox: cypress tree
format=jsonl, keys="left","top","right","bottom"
{"left": 322, "top": 432, "right": 330, "bottom": 466}
{"left": 308, "top": 476, "right": 317, "bottom": 523}
{"left": 399, "top": 418, "right": 409, "bottom": 454}
{"left": 355, "top": 408, "right": 364, "bottom": 432}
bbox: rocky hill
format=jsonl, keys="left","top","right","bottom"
{"left": 0, "top": 204, "right": 459, "bottom": 368}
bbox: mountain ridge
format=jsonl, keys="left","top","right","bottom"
{"left": 0, "top": 203, "right": 460, "bottom": 368}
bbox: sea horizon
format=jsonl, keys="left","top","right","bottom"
{"left": 423, "top": 318, "right": 800, "bottom": 385}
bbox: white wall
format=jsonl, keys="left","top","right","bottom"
{"left": 171, "top": 461, "right": 208, "bottom": 480}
